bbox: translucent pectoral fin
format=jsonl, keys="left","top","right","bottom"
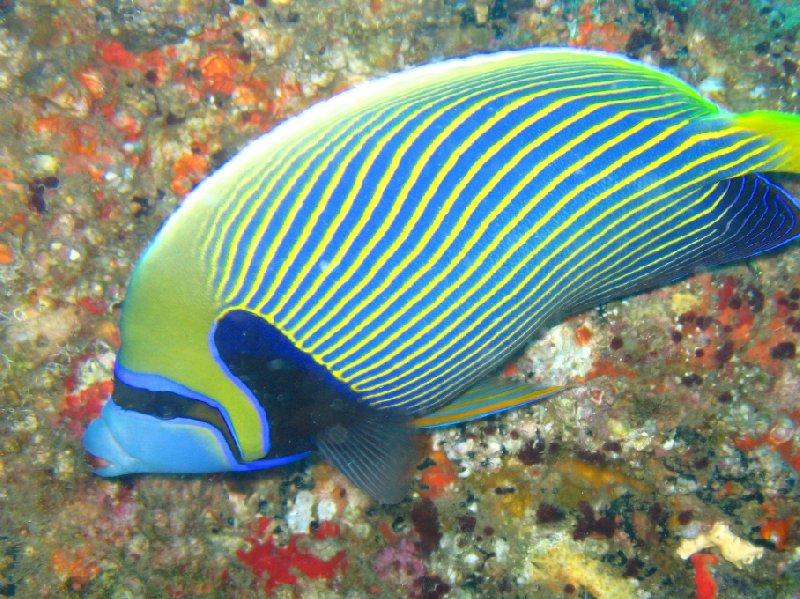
{"left": 315, "top": 408, "right": 419, "bottom": 505}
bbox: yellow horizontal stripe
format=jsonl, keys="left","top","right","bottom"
{"left": 345, "top": 94, "right": 681, "bottom": 387}
{"left": 246, "top": 67, "right": 535, "bottom": 313}
{"left": 301, "top": 73, "right": 643, "bottom": 351}
{"left": 226, "top": 103, "right": 410, "bottom": 305}
{"left": 412, "top": 386, "right": 563, "bottom": 427}
{"left": 206, "top": 116, "right": 335, "bottom": 291}
{"left": 363, "top": 134, "right": 766, "bottom": 404}
{"left": 374, "top": 143, "right": 775, "bottom": 406}
{"left": 201, "top": 133, "right": 301, "bottom": 271}
{"left": 215, "top": 64, "right": 495, "bottom": 302}
{"left": 405, "top": 188, "right": 727, "bottom": 407}
{"left": 271, "top": 66, "right": 570, "bottom": 323}
{"left": 328, "top": 89, "right": 670, "bottom": 375}
{"left": 206, "top": 60, "right": 488, "bottom": 279}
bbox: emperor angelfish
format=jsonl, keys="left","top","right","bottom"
{"left": 85, "top": 48, "right": 800, "bottom": 503}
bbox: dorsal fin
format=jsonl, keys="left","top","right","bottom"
{"left": 732, "top": 110, "right": 800, "bottom": 173}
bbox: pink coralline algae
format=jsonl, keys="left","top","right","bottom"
{"left": 236, "top": 517, "right": 347, "bottom": 596}
{"left": 374, "top": 538, "right": 427, "bottom": 588}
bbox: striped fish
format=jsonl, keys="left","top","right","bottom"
{"left": 84, "top": 48, "right": 800, "bottom": 503}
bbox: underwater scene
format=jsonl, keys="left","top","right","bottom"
{"left": 2, "top": 0, "right": 800, "bottom": 597}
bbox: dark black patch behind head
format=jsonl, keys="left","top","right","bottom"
{"left": 214, "top": 310, "right": 418, "bottom": 503}
{"left": 214, "top": 309, "right": 366, "bottom": 457}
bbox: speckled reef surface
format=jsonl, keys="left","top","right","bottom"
{"left": 1, "top": 0, "right": 799, "bottom": 597}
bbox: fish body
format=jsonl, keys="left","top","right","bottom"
{"left": 85, "top": 48, "right": 800, "bottom": 502}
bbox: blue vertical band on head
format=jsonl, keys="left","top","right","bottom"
{"left": 208, "top": 320, "right": 270, "bottom": 456}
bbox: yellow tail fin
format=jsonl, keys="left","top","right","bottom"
{"left": 733, "top": 110, "right": 800, "bottom": 174}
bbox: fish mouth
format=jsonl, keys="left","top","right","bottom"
{"left": 84, "top": 395, "right": 311, "bottom": 477}
{"left": 83, "top": 399, "right": 250, "bottom": 476}
{"left": 86, "top": 453, "right": 112, "bottom": 470}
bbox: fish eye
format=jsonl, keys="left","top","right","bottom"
{"left": 153, "top": 401, "right": 178, "bottom": 420}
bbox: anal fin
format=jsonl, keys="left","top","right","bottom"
{"left": 413, "top": 379, "right": 567, "bottom": 429}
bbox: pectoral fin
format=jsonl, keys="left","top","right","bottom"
{"left": 315, "top": 407, "right": 418, "bottom": 505}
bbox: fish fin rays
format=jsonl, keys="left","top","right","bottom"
{"left": 732, "top": 110, "right": 800, "bottom": 174}
{"left": 413, "top": 379, "right": 568, "bottom": 429}
{"left": 711, "top": 173, "right": 800, "bottom": 261}
{"left": 315, "top": 407, "right": 419, "bottom": 504}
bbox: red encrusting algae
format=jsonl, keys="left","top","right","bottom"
{"left": 419, "top": 449, "right": 458, "bottom": 499}
{"left": 734, "top": 410, "right": 800, "bottom": 474}
{"left": 689, "top": 552, "right": 719, "bottom": 599}
{"left": 61, "top": 352, "right": 114, "bottom": 435}
{"left": 170, "top": 151, "right": 210, "bottom": 195}
{"left": 575, "top": 323, "right": 593, "bottom": 346}
{"left": 313, "top": 520, "right": 341, "bottom": 540}
{"left": 61, "top": 380, "right": 114, "bottom": 437}
{"left": 0, "top": 240, "right": 13, "bottom": 264}
{"left": 50, "top": 546, "right": 101, "bottom": 591}
{"left": 760, "top": 516, "right": 794, "bottom": 551}
{"left": 570, "top": 2, "right": 630, "bottom": 51}
{"left": 236, "top": 516, "right": 347, "bottom": 596}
